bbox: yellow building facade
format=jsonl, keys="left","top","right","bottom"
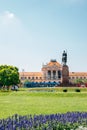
{"left": 19, "top": 59, "right": 87, "bottom": 83}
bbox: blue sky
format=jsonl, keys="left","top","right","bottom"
{"left": 0, "top": 0, "right": 87, "bottom": 72}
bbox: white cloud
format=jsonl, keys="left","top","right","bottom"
{"left": 5, "top": 11, "right": 14, "bottom": 19}
{"left": 0, "top": 11, "right": 20, "bottom": 44}
{"left": 0, "top": 11, "right": 30, "bottom": 46}
{"left": 0, "top": 11, "right": 33, "bottom": 71}
{"left": 0, "top": 11, "right": 16, "bottom": 25}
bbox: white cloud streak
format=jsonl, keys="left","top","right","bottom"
{"left": 0, "top": 11, "right": 16, "bottom": 25}
{"left": 0, "top": 11, "right": 25, "bottom": 45}
{"left": 0, "top": 11, "right": 32, "bottom": 70}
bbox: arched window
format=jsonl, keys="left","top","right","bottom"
{"left": 72, "top": 77, "right": 74, "bottom": 79}
{"left": 48, "top": 70, "right": 51, "bottom": 79}
{"left": 28, "top": 77, "right": 31, "bottom": 79}
{"left": 21, "top": 77, "right": 24, "bottom": 80}
{"left": 53, "top": 70, "right": 56, "bottom": 79}
{"left": 36, "top": 77, "right": 38, "bottom": 79}
{"left": 32, "top": 77, "right": 34, "bottom": 80}
{"left": 40, "top": 77, "right": 42, "bottom": 79}
{"left": 58, "top": 70, "right": 61, "bottom": 79}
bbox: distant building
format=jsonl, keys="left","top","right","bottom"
{"left": 69, "top": 72, "right": 87, "bottom": 83}
{"left": 19, "top": 59, "right": 87, "bottom": 83}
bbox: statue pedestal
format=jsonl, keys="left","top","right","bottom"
{"left": 62, "top": 65, "right": 69, "bottom": 86}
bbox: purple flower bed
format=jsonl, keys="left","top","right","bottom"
{"left": 0, "top": 112, "right": 87, "bottom": 130}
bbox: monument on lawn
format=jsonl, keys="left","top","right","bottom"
{"left": 62, "top": 50, "right": 69, "bottom": 85}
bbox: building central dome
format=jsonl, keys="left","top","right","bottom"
{"left": 47, "top": 59, "right": 61, "bottom": 67}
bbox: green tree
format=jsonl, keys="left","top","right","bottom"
{"left": 83, "top": 79, "right": 87, "bottom": 84}
{"left": 0, "top": 65, "right": 20, "bottom": 90}
{"left": 74, "top": 78, "right": 87, "bottom": 84}
{"left": 74, "top": 78, "right": 83, "bottom": 84}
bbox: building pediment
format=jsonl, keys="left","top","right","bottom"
{"left": 48, "top": 59, "right": 61, "bottom": 67}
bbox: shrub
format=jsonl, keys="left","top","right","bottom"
{"left": 75, "top": 89, "right": 81, "bottom": 92}
{"left": 63, "top": 89, "right": 68, "bottom": 92}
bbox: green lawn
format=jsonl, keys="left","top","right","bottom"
{"left": 0, "top": 88, "right": 87, "bottom": 119}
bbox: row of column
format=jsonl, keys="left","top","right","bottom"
{"left": 46, "top": 70, "right": 61, "bottom": 80}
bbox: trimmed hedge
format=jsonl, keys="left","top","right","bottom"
{"left": 75, "top": 89, "right": 81, "bottom": 92}
{"left": 63, "top": 89, "right": 68, "bottom": 92}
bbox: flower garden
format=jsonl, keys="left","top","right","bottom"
{"left": 1, "top": 112, "right": 87, "bottom": 130}
{"left": 0, "top": 87, "right": 87, "bottom": 130}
